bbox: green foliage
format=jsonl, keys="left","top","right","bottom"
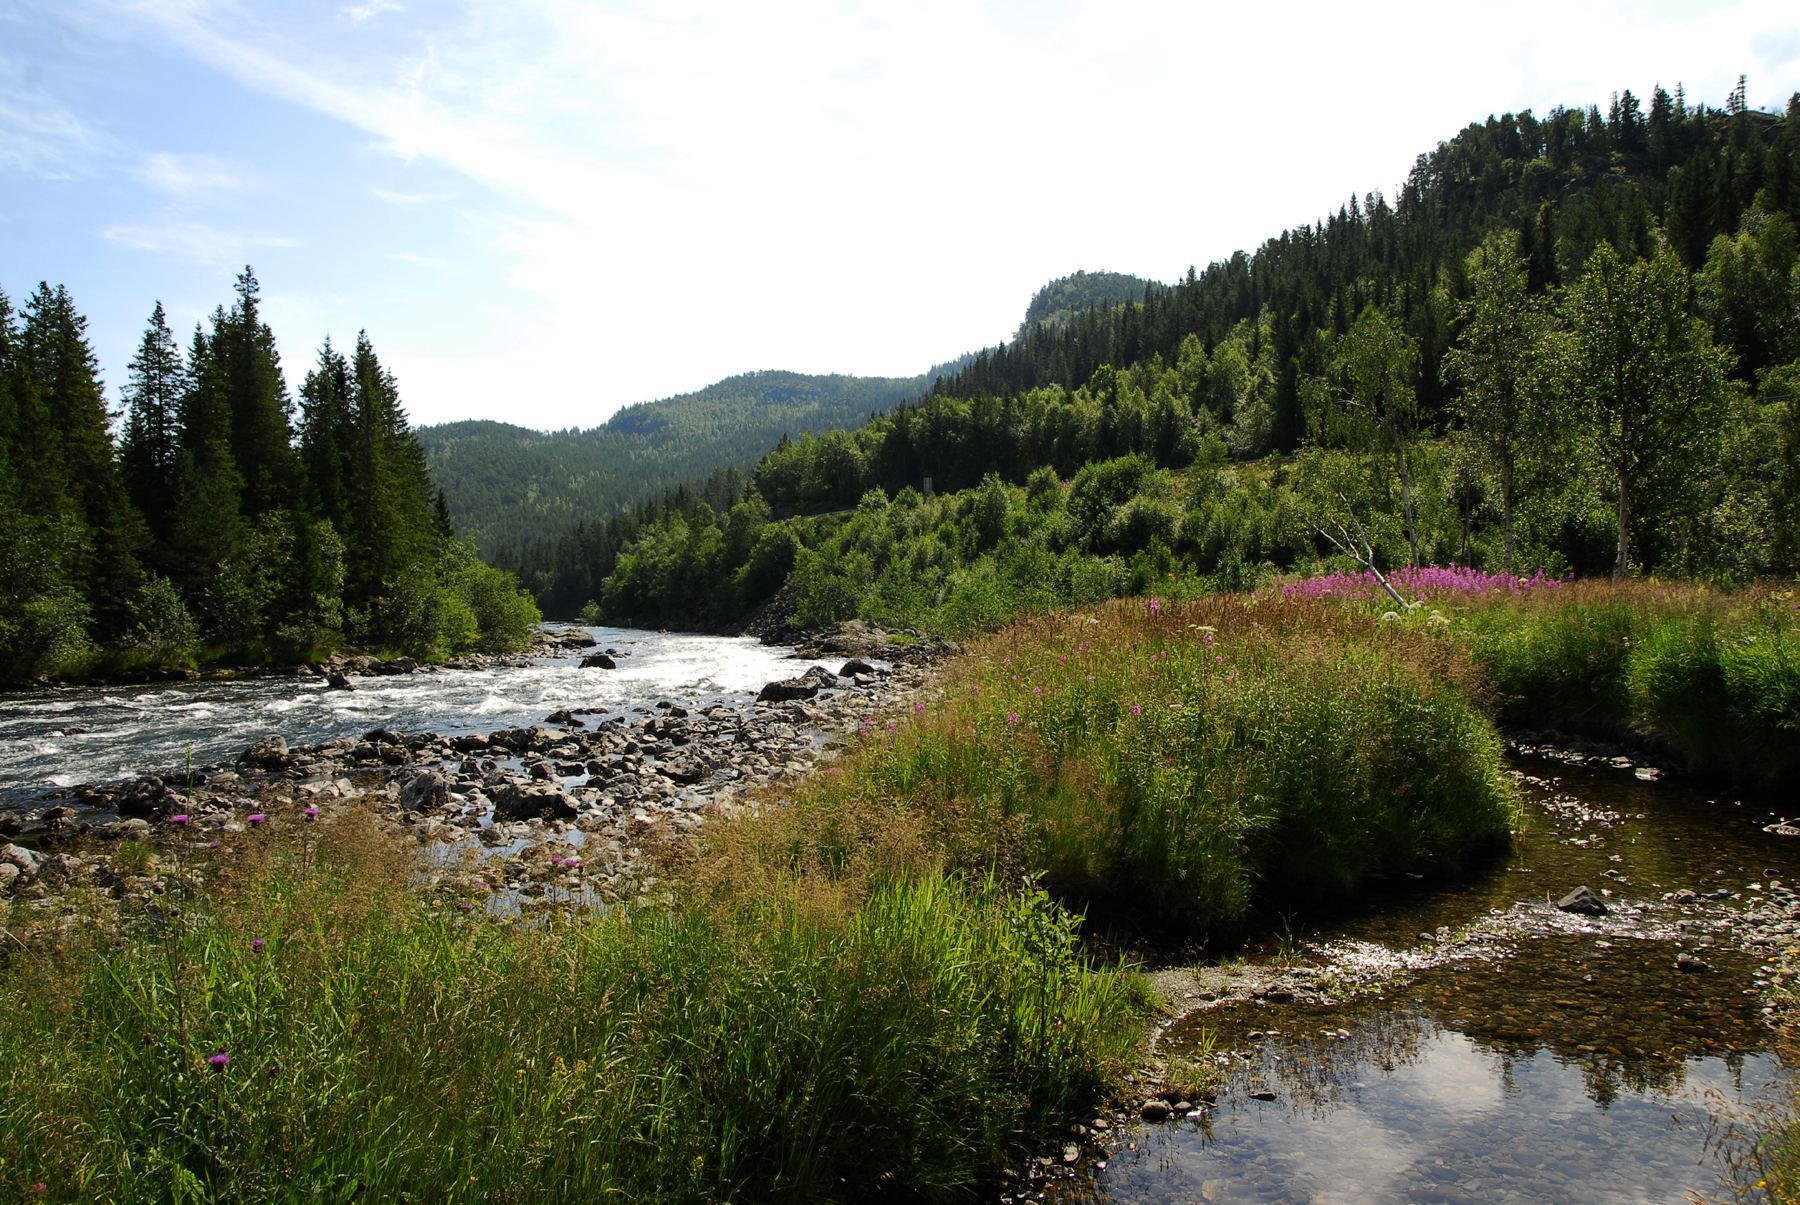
{"left": 1462, "top": 582, "right": 1800, "bottom": 788}
{"left": 798, "top": 597, "right": 1518, "bottom": 923}
{"left": 0, "top": 814, "right": 1142, "bottom": 1201}
{"left": 0, "top": 267, "right": 539, "bottom": 675}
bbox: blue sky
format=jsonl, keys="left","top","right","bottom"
{"left": 4, "top": 0, "right": 1799, "bottom": 430}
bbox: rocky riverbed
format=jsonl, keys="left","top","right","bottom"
{"left": 1, "top": 620, "right": 955, "bottom": 932}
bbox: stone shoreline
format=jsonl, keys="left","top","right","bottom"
{"left": 1, "top": 622, "right": 955, "bottom": 924}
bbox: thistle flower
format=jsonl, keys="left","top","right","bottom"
{"left": 1131, "top": 704, "right": 1142, "bottom": 715}
{"left": 169, "top": 814, "right": 190, "bottom": 825}
{"left": 303, "top": 806, "right": 318, "bottom": 819}
{"left": 252, "top": 938, "right": 265, "bottom": 952}
{"left": 914, "top": 702, "right": 926, "bottom": 714}
{"left": 247, "top": 813, "right": 267, "bottom": 825}
{"left": 207, "top": 1050, "right": 230, "bottom": 1069}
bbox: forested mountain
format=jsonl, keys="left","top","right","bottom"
{"left": 0, "top": 268, "right": 539, "bottom": 680}
{"left": 419, "top": 370, "right": 929, "bottom": 553}
{"left": 1017, "top": 271, "right": 1158, "bottom": 338}
{"left": 506, "top": 79, "right": 1800, "bottom": 623}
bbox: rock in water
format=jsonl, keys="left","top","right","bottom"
{"left": 490, "top": 783, "right": 578, "bottom": 822}
{"left": 1556, "top": 885, "right": 1608, "bottom": 916}
{"left": 580, "top": 653, "right": 617, "bottom": 669}
{"left": 241, "top": 735, "right": 289, "bottom": 770}
{"left": 1676, "top": 952, "right": 1713, "bottom": 973}
{"left": 757, "top": 677, "right": 819, "bottom": 703}
{"left": 327, "top": 672, "right": 355, "bottom": 690}
{"left": 1140, "top": 1100, "right": 1171, "bottom": 1121}
{"left": 838, "top": 658, "right": 875, "bottom": 678}
{"left": 401, "top": 772, "right": 451, "bottom": 813}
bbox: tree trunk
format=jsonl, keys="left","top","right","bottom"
{"left": 1501, "top": 456, "right": 1515, "bottom": 575}
{"left": 1389, "top": 418, "right": 1420, "bottom": 568}
{"left": 1613, "top": 473, "right": 1630, "bottom": 581}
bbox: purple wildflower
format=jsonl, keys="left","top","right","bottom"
{"left": 1032, "top": 686, "right": 1043, "bottom": 695}
{"left": 885, "top": 720, "right": 897, "bottom": 732}
{"left": 1006, "top": 711, "right": 1020, "bottom": 726}
{"left": 1148, "top": 597, "right": 1162, "bottom": 615}
{"left": 303, "top": 806, "right": 318, "bottom": 819}
{"left": 252, "top": 938, "right": 265, "bottom": 953}
{"left": 1131, "top": 704, "right": 1142, "bottom": 715}
{"left": 247, "top": 813, "right": 267, "bottom": 825}
{"left": 169, "top": 814, "right": 190, "bottom": 826}
{"left": 914, "top": 702, "right": 926, "bottom": 714}
{"left": 207, "top": 1050, "right": 230, "bottom": 1069}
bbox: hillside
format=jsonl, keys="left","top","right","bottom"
{"left": 505, "top": 81, "right": 1800, "bottom": 620}
{"left": 1017, "top": 270, "right": 1158, "bottom": 338}
{"left": 419, "top": 370, "right": 929, "bottom": 553}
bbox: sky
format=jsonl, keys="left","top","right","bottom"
{"left": 4, "top": 1, "right": 1800, "bottom": 431}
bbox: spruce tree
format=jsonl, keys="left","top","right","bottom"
{"left": 120, "top": 302, "right": 185, "bottom": 538}
{"left": 211, "top": 267, "right": 297, "bottom": 518}
{"left": 298, "top": 337, "right": 354, "bottom": 530}
{"left": 21, "top": 283, "right": 143, "bottom": 635}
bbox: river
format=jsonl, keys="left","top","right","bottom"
{"left": 2, "top": 639, "right": 1791, "bottom": 1202}
{"left": 0, "top": 626, "right": 800, "bottom": 807}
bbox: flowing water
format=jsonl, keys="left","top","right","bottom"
{"left": 0, "top": 626, "right": 801, "bottom": 807}
{"left": 1058, "top": 757, "right": 1800, "bottom": 1205}
{"left": 4, "top": 639, "right": 1794, "bottom": 1202}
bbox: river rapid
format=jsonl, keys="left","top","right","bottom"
{"left": 0, "top": 626, "right": 800, "bottom": 808}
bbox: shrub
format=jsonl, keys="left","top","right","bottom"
{"left": 793, "top": 596, "right": 1519, "bottom": 924}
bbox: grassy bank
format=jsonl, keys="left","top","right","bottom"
{"left": 1451, "top": 581, "right": 1800, "bottom": 788}
{"left": 763, "top": 595, "right": 1520, "bottom": 926}
{"left": 0, "top": 812, "right": 1146, "bottom": 1202}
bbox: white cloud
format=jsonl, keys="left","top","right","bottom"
{"left": 103, "top": 220, "right": 299, "bottom": 265}
{"left": 137, "top": 151, "right": 245, "bottom": 196}
{"left": 77, "top": 0, "right": 1800, "bottom": 427}
{"left": 343, "top": 0, "right": 404, "bottom": 25}
{"left": 0, "top": 56, "right": 111, "bottom": 177}
{"left": 371, "top": 185, "right": 455, "bottom": 204}
{"left": 386, "top": 250, "right": 453, "bottom": 269}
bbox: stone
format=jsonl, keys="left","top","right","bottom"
{"left": 838, "top": 658, "right": 875, "bottom": 678}
{"left": 1676, "top": 952, "right": 1713, "bottom": 973}
{"left": 1, "top": 844, "right": 40, "bottom": 872}
{"left": 1248, "top": 1090, "right": 1277, "bottom": 1101}
{"left": 401, "top": 772, "right": 451, "bottom": 813}
{"left": 757, "top": 677, "right": 819, "bottom": 703}
{"left": 1556, "top": 886, "right": 1608, "bottom": 916}
{"left": 0, "top": 863, "right": 17, "bottom": 890}
{"left": 114, "top": 776, "right": 172, "bottom": 817}
{"left": 1140, "top": 1100, "right": 1171, "bottom": 1121}
{"left": 376, "top": 656, "right": 417, "bottom": 675}
{"left": 580, "top": 653, "right": 618, "bottom": 669}
{"left": 452, "top": 734, "right": 490, "bottom": 752}
{"left": 326, "top": 672, "right": 355, "bottom": 690}
{"left": 491, "top": 784, "right": 579, "bottom": 823}
{"left": 241, "top": 734, "right": 289, "bottom": 770}
{"left": 1061, "top": 1143, "right": 1079, "bottom": 1164}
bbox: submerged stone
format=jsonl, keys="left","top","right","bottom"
{"left": 1556, "top": 886, "right": 1608, "bottom": 916}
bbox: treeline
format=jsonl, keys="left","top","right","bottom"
{"left": 0, "top": 268, "right": 539, "bottom": 680}
{"left": 505, "top": 81, "right": 1800, "bottom": 627}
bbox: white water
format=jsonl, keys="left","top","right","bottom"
{"left": 0, "top": 626, "right": 803, "bottom": 804}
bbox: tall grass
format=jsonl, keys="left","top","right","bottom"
{"left": 0, "top": 810, "right": 1146, "bottom": 1202}
{"left": 775, "top": 596, "right": 1520, "bottom": 925}
{"left": 1458, "top": 581, "right": 1800, "bottom": 786}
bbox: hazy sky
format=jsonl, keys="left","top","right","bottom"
{"left": 4, "top": 0, "right": 1799, "bottom": 430}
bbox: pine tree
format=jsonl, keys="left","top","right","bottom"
{"left": 298, "top": 337, "right": 354, "bottom": 530}
{"left": 21, "top": 283, "right": 144, "bottom": 635}
{"left": 211, "top": 267, "right": 297, "bottom": 518}
{"left": 120, "top": 302, "right": 185, "bottom": 538}
{"left": 346, "top": 331, "right": 435, "bottom": 600}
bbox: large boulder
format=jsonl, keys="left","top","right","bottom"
{"left": 240, "top": 735, "right": 289, "bottom": 770}
{"left": 758, "top": 677, "right": 819, "bottom": 703}
{"left": 491, "top": 783, "right": 579, "bottom": 822}
{"left": 838, "top": 658, "right": 875, "bottom": 678}
{"left": 580, "top": 653, "right": 617, "bottom": 669}
{"left": 114, "top": 776, "right": 174, "bottom": 817}
{"left": 375, "top": 657, "right": 417, "bottom": 676}
{"left": 401, "top": 772, "right": 452, "bottom": 813}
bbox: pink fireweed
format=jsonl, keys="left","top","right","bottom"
{"left": 1274, "top": 565, "right": 1566, "bottom": 602}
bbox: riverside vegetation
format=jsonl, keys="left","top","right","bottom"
{"left": 0, "top": 269, "right": 541, "bottom": 686}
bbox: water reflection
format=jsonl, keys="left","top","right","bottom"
{"left": 1064, "top": 756, "right": 1800, "bottom": 1204}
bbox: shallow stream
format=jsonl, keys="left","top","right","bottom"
{"left": 1059, "top": 757, "right": 1799, "bottom": 1204}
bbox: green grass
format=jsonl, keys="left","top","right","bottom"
{"left": 1459, "top": 581, "right": 1800, "bottom": 787}
{"left": 787, "top": 595, "right": 1520, "bottom": 925}
{"left": 0, "top": 813, "right": 1147, "bottom": 1202}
